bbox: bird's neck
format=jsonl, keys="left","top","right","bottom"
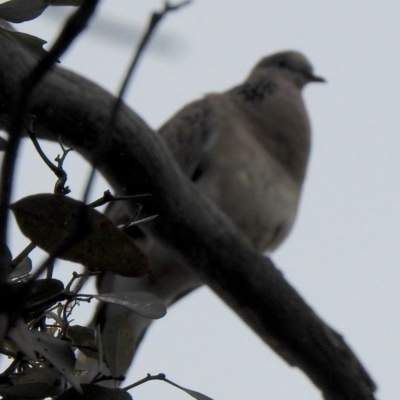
{"left": 223, "top": 82, "right": 312, "bottom": 184}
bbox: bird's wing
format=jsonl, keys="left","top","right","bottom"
{"left": 158, "top": 97, "right": 216, "bottom": 180}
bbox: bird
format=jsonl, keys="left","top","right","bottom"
{"left": 95, "top": 50, "right": 324, "bottom": 359}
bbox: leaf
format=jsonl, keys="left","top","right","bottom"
{"left": 22, "top": 279, "right": 64, "bottom": 306}
{"left": 67, "top": 325, "right": 98, "bottom": 360}
{"left": 165, "top": 378, "right": 215, "bottom": 400}
{"left": 102, "top": 314, "right": 134, "bottom": 378}
{"left": 8, "top": 256, "right": 32, "bottom": 279}
{"left": 0, "top": 368, "right": 62, "bottom": 399}
{"left": 0, "top": 0, "right": 48, "bottom": 23}
{"left": 10, "top": 366, "right": 61, "bottom": 386}
{"left": 0, "top": 382, "right": 59, "bottom": 399}
{"left": 179, "top": 387, "right": 215, "bottom": 400}
{"left": 7, "top": 320, "right": 37, "bottom": 360}
{"left": 94, "top": 291, "right": 167, "bottom": 319}
{"left": 10, "top": 194, "right": 150, "bottom": 277}
{"left": 0, "top": 28, "right": 49, "bottom": 60}
{"left": 21, "top": 279, "right": 64, "bottom": 320}
{"left": 29, "top": 331, "right": 81, "bottom": 392}
{"left": 8, "top": 323, "right": 81, "bottom": 392}
{"left": 57, "top": 384, "right": 132, "bottom": 400}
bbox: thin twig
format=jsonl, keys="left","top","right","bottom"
{"left": 65, "top": 271, "right": 102, "bottom": 292}
{"left": 77, "top": 1, "right": 190, "bottom": 237}
{"left": 27, "top": 120, "right": 57, "bottom": 172}
{"left": 70, "top": 270, "right": 91, "bottom": 294}
{"left": 123, "top": 373, "right": 166, "bottom": 391}
{"left": 22, "top": 290, "right": 68, "bottom": 313}
{"left": 87, "top": 190, "right": 151, "bottom": 209}
{"left": 45, "top": 259, "right": 54, "bottom": 279}
{"left": 57, "top": 136, "right": 74, "bottom": 166}
{"left": 11, "top": 242, "right": 36, "bottom": 269}
{"left": 110, "top": 0, "right": 191, "bottom": 123}
{"left": 120, "top": 214, "right": 158, "bottom": 231}
{"left": 91, "top": 0, "right": 192, "bottom": 208}
{"left": 65, "top": 271, "right": 81, "bottom": 292}
{"left": 87, "top": 190, "right": 115, "bottom": 208}
{"left": 27, "top": 125, "right": 73, "bottom": 195}
{"left": 54, "top": 139, "right": 74, "bottom": 194}
{"left": 80, "top": 2, "right": 191, "bottom": 212}
{"left": 86, "top": 1, "right": 189, "bottom": 239}
{"left": 123, "top": 373, "right": 212, "bottom": 399}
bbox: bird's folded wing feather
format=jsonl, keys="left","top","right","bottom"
{"left": 158, "top": 98, "right": 216, "bottom": 179}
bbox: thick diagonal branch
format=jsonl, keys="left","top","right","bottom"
{"left": 0, "top": 35, "right": 376, "bottom": 399}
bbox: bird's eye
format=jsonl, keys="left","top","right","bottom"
{"left": 278, "top": 60, "right": 287, "bottom": 68}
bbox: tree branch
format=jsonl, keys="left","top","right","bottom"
{"left": 0, "top": 34, "right": 376, "bottom": 399}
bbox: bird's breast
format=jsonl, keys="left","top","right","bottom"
{"left": 195, "top": 122, "right": 301, "bottom": 252}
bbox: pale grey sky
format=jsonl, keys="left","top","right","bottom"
{"left": 3, "top": 1, "right": 399, "bottom": 399}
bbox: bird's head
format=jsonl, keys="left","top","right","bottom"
{"left": 251, "top": 51, "right": 325, "bottom": 88}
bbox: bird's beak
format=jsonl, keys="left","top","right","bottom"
{"left": 308, "top": 73, "right": 326, "bottom": 83}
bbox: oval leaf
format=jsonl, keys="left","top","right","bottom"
{"left": 0, "top": 29, "right": 49, "bottom": 60}
{"left": 0, "top": 0, "right": 48, "bottom": 23}
{"left": 8, "top": 256, "right": 32, "bottom": 279}
{"left": 165, "top": 378, "right": 215, "bottom": 400}
{"left": 10, "top": 366, "right": 61, "bottom": 386}
{"left": 180, "top": 387, "right": 215, "bottom": 400}
{"left": 0, "top": 382, "right": 59, "bottom": 399}
{"left": 57, "top": 385, "right": 132, "bottom": 400}
{"left": 28, "top": 330, "right": 81, "bottom": 392}
{"left": 21, "top": 279, "right": 64, "bottom": 320}
{"left": 8, "top": 323, "right": 81, "bottom": 393}
{"left": 0, "top": 368, "right": 62, "bottom": 399}
{"left": 10, "top": 194, "right": 150, "bottom": 277}
{"left": 67, "top": 325, "right": 98, "bottom": 360}
{"left": 7, "top": 321, "right": 37, "bottom": 360}
{"left": 94, "top": 291, "right": 166, "bottom": 319}
{"left": 102, "top": 314, "right": 134, "bottom": 378}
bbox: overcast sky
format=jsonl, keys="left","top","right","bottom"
{"left": 2, "top": 1, "right": 399, "bottom": 399}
